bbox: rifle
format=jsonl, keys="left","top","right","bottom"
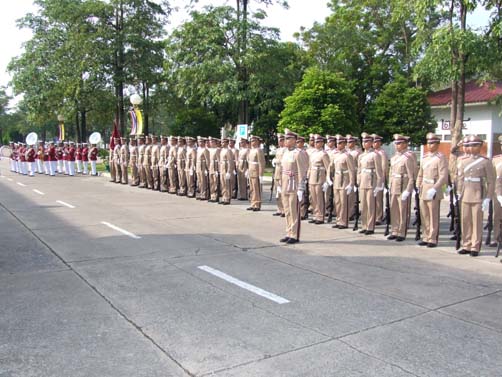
{"left": 270, "top": 165, "right": 275, "bottom": 201}
{"left": 302, "top": 178, "right": 310, "bottom": 220}
{"left": 485, "top": 199, "right": 493, "bottom": 245}
{"left": 216, "top": 170, "right": 221, "bottom": 202}
{"left": 384, "top": 182, "right": 391, "bottom": 236}
{"left": 447, "top": 176, "right": 455, "bottom": 232}
{"left": 414, "top": 185, "right": 421, "bottom": 241}
{"left": 496, "top": 218, "right": 502, "bottom": 258}
{"left": 453, "top": 183, "right": 461, "bottom": 250}
{"left": 327, "top": 185, "right": 335, "bottom": 223}
{"left": 232, "top": 170, "right": 238, "bottom": 199}
{"left": 353, "top": 185, "right": 360, "bottom": 231}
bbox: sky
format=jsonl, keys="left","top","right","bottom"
{"left": 0, "top": 0, "right": 490, "bottom": 106}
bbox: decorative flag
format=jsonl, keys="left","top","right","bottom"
{"left": 135, "top": 108, "right": 143, "bottom": 135}
{"left": 58, "top": 123, "right": 65, "bottom": 141}
{"left": 129, "top": 109, "right": 138, "bottom": 135}
{"left": 109, "top": 118, "right": 121, "bottom": 151}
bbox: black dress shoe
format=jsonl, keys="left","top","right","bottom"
{"left": 286, "top": 238, "right": 298, "bottom": 244}
{"left": 457, "top": 249, "right": 469, "bottom": 255}
{"left": 253, "top": 208, "right": 260, "bottom": 212}
{"left": 246, "top": 207, "right": 254, "bottom": 210}
{"left": 395, "top": 236, "right": 405, "bottom": 242}
{"left": 418, "top": 241, "right": 428, "bottom": 246}
{"left": 387, "top": 235, "right": 397, "bottom": 240}
{"left": 358, "top": 229, "right": 367, "bottom": 234}
{"left": 280, "top": 214, "right": 285, "bottom": 217}
{"left": 314, "top": 221, "right": 324, "bottom": 225}
{"left": 273, "top": 212, "right": 282, "bottom": 216}
{"left": 470, "top": 250, "right": 479, "bottom": 257}
{"left": 223, "top": 202, "right": 230, "bottom": 205}
{"left": 375, "top": 221, "right": 382, "bottom": 226}
{"left": 338, "top": 226, "right": 348, "bottom": 229}
{"left": 489, "top": 242, "right": 498, "bottom": 248}
{"left": 280, "top": 237, "right": 290, "bottom": 243}
{"left": 332, "top": 224, "right": 339, "bottom": 228}
{"left": 238, "top": 198, "right": 246, "bottom": 201}
{"left": 308, "top": 219, "right": 316, "bottom": 223}
{"left": 427, "top": 243, "right": 437, "bottom": 248}
{"left": 365, "top": 230, "right": 374, "bottom": 235}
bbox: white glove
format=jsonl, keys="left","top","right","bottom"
{"left": 445, "top": 185, "right": 452, "bottom": 195}
{"left": 497, "top": 195, "right": 502, "bottom": 206}
{"left": 345, "top": 185, "right": 353, "bottom": 195}
{"left": 245, "top": 170, "right": 249, "bottom": 178}
{"left": 189, "top": 170, "right": 194, "bottom": 176}
{"left": 384, "top": 187, "right": 388, "bottom": 195}
{"left": 204, "top": 170, "right": 208, "bottom": 176}
{"left": 233, "top": 170, "right": 237, "bottom": 175}
{"left": 215, "top": 171, "right": 219, "bottom": 177}
{"left": 322, "top": 182, "right": 329, "bottom": 192}
{"left": 225, "top": 172, "right": 231, "bottom": 180}
{"left": 426, "top": 188, "right": 436, "bottom": 200}
{"left": 352, "top": 185, "right": 358, "bottom": 193}
{"left": 259, "top": 176, "right": 263, "bottom": 184}
{"left": 271, "top": 159, "right": 276, "bottom": 167}
{"left": 373, "top": 186, "right": 383, "bottom": 197}
{"left": 297, "top": 190, "right": 304, "bottom": 202}
{"left": 482, "top": 198, "right": 491, "bottom": 212}
{"left": 277, "top": 186, "right": 282, "bottom": 194}
{"left": 401, "top": 191, "right": 410, "bottom": 201}
{"left": 326, "top": 178, "right": 333, "bottom": 186}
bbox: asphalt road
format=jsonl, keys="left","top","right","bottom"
{"left": 1, "top": 159, "right": 502, "bottom": 377}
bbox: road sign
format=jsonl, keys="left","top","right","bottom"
{"left": 237, "top": 124, "right": 248, "bottom": 139}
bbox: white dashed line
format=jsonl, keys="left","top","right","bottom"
{"left": 0, "top": 175, "right": 5, "bottom": 179}
{"left": 197, "top": 265, "right": 290, "bottom": 304}
{"left": 16, "top": 182, "right": 26, "bottom": 187}
{"left": 101, "top": 221, "right": 141, "bottom": 239}
{"left": 33, "top": 189, "right": 45, "bottom": 195}
{"left": 56, "top": 200, "right": 75, "bottom": 209}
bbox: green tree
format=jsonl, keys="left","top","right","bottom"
{"left": 278, "top": 68, "right": 357, "bottom": 136}
{"left": 366, "top": 76, "right": 435, "bottom": 144}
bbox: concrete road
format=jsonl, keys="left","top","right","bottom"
{"left": 1, "top": 160, "right": 501, "bottom": 377}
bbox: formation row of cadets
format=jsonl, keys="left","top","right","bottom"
{"left": 7, "top": 140, "right": 99, "bottom": 177}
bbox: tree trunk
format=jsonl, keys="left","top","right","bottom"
{"left": 143, "top": 82, "right": 149, "bottom": 135}
{"left": 114, "top": 0, "right": 126, "bottom": 136}
{"left": 81, "top": 110, "right": 87, "bottom": 142}
{"left": 75, "top": 110, "right": 81, "bottom": 143}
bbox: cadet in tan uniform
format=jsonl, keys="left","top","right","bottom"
{"left": 138, "top": 135, "right": 146, "bottom": 188}
{"left": 196, "top": 137, "right": 210, "bottom": 200}
{"left": 272, "top": 134, "right": 285, "bottom": 216}
{"left": 177, "top": 136, "right": 187, "bottom": 195}
{"left": 247, "top": 135, "right": 266, "bottom": 211}
{"left": 159, "top": 136, "right": 169, "bottom": 192}
{"left": 346, "top": 134, "right": 361, "bottom": 219}
{"left": 491, "top": 136, "right": 502, "bottom": 250}
{"left": 219, "top": 137, "right": 236, "bottom": 205}
{"left": 387, "top": 134, "right": 416, "bottom": 241}
{"left": 456, "top": 135, "right": 495, "bottom": 256}
{"left": 296, "top": 136, "right": 310, "bottom": 219}
{"left": 373, "top": 134, "right": 388, "bottom": 224}
{"left": 167, "top": 136, "right": 178, "bottom": 194}
{"left": 237, "top": 138, "right": 249, "bottom": 200}
{"left": 151, "top": 135, "right": 160, "bottom": 190}
{"left": 229, "top": 138, "right": 239, "bottom": 199}
{"left": 112, "top": 137, "right": 121, "bottom": 183}
{"left": 129, "top": 137, "right": 139, "bottom": 186}
{"left": 280, "top": 129, "right": 309, "bottom": 244}
{"left": 185, "top": 137, "right": 197, "bottom": 198}
{"left": 416, "top": 133, "right": 449, "bottom": 248}
{"left": 325, "top": 135, "right": 338, "bottom": 220}
{"left": 120, "top": 136, "right": 129, "bottom": 184}
{"left": 329, "top": 135, "right": 356, "bottom": 229}
{"left": 357, "top": 133, "right": 383, "bottom": 234}
{"left": 143, "top": 135, "right": 153, "bottom": 189}
{"left": 308, "top": 135, "right": 331, "bottom": 224}
{"left": 208, "top": 137, "right": 221, "bottom": 202}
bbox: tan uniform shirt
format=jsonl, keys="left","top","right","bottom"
{"left": 196, "top": 147, "right": 210, "bottom": 172}
{"left": 389, "top": 150, "right": 416, "bottom": 195}
{"left": 375, "top": 148, "right": 389, "bottom": 183}
{"left": 151, "top": 144, "right": 160, "bottom": 167}
{"left": 416, "top": 152, "right": 448, "bottom": 200}
{"left": 143, "top": 144, "right": 152, "bottom": 166}
{"left": 457, "top": 154, "right": 494, "bottom": 203}
{"left": 237, "top": 148, "right": 249, "bottom": 173}
{"left": 357, "top": 150, "right": 383, "bottom": 189}
{"left": 330, "top": 151, "right": 356, "bottom": 189}
{"left": 281, "top": 148, "right": 309, "bottom": 192}
{"left": 309, "top": 149, "right": 330, "bottom": 184}
{"left": 209, "top": 148, "right": 220, "bottom": 174}
{"left": 274, "top": 147, "right": 285, "bottom": 180}
{"left": 177, "top": 146, "right": 187, "bottom": 171}
{"left": 167, "top": 145, "right": 178, "bottom": 169}
{"left": 247, "top": 147, "right": 265, "bottom": 178}
{"left": 138, "top": 144, "right": 145, "bottom": 165}
{"left": 120, "top": 144, "right": 129, "bottom": 165}
{"left": 186, "top": 147, "right": 197, "bottom": 173}
{"left": 159, "top": 145, "right": 168, "bottom": 167}
{"left": 493, "top": 155, "right": 502, "bottom": 197}
{"left": 113, "top": 144, "right": 121, "bottom": 162}
{"left": 129, "top": 145, "right": 138, "bottom": 166}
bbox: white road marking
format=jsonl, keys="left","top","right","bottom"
{"left": 197, "top": 265, "right": 290, "bottom": 304}
{"left": 16, "top": 182, "right": 26, "bottom": 187}
{"left": 101, "top": 221, "right": 141, "bottom": 239}
{"left": 7, "top": 178, "right": 13, "bottom": 181}
{"left": 56, "top": 200, "right": 75, "bottom": 209}
{"left": 33, "top": 189, "right": 45, "bottom": 195}
{"left": 0, "top": 175, "right": 5, "bottom": 179}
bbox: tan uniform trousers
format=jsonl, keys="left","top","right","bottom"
{"left": 110, "top": 157, "right": 116, "bottom": 181}
{"left": 220, "top": 175, "right": 232, "bottom": 203}
{"left": 231, "top": 173, "right": 237, "bottom": 199}
{"left": 197, "top": 171, "right": 209, "bottom": 200}
{"left": 334, "top": 189, "right": 350, "bottom": 227}
{"left": 139, "top": 165, "right": 146, "bottom": 187}
{"left": 152, "top": 165, "right": 160, "bottom": 190}
{"left": 186, "top": 170, "right": 196, "bottom": 197}
{"left": 348, "top": 191, "right": 356, "bottom": 218}
{"left": 390, "top": 194, "right": 411, "bottom": 237}
{"left": 143, "top": 165, "right": 153, "bottom": 189}
{"left": 160, "top": 168, "right": 168, "bottom": 192}
{"left": 114, "top": 160, "right": 122, "bottom": 183}
{"left": 360, "top": 188, "right": 376, "bottom": 231}
{"left": 178, "top": 169, "right": 187, "bottom": 194}
{"left": 310, "top": 184, "right": 325, "bottom": 222}
{"left": 282, "top": 191, "right": 301, "bottom": 239}
{"left": 209, "top": 173, "right": 219, "bottom": 200}
{"left": 461, "top": 201, "right": 483, "bottom": 252}
{"left": 121, "top": 163, "right": 128, "bottom": 184}
{"left": 168, "top": 168, "right": 178, "bottom": 193}
{"left": 494, "top": 199, "right": 502, "bottom": 242}
{"left": 130, "top": 163, "right": 139, "bottom": 186}
{"left": 249, "top": 177, "right": 261, "bottom": 209}
{"left": 420, "top": 199, "right": 440, "bottom": 244}
{"left": 237, "top": 172, "right": 247, "bottom": 199}
{"left": 376, "top": 191, "right": 384, "bottom": 222}
{"left": 275, "top": 178, "right": 284, "bottom": 214}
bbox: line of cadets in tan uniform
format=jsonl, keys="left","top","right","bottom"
{"left": 103, "top": 131, "right": 499, "bottom": 259}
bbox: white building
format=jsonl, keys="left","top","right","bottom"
{"left": 428, "top": 80, "right": 502, "bottom": 157}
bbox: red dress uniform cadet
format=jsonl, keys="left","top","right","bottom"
{"left": 280, "top": 129, "right": 309, "bottom": 244}
{"left": 48, "top": 142, "right": 57, "bottom": 176}
{"left": 89, "top": 143, "right": 98, "bottom": 176}
{"left": 416, "top": 133, "right": 448, "bottom": 247}
{"left": 68, "top": 142, "right": 76, "bottom": 176}
{"left": 26, "top": 144, "right": 36, "bottom": 176}
{"left": 82, "top": 143, "right": 89, "bottom": 175}
{"left": 76, "top": 144, "right": 83, "bottom": 173}
{"left": 456, "top": 135, "right": 495, "bottom": 256}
